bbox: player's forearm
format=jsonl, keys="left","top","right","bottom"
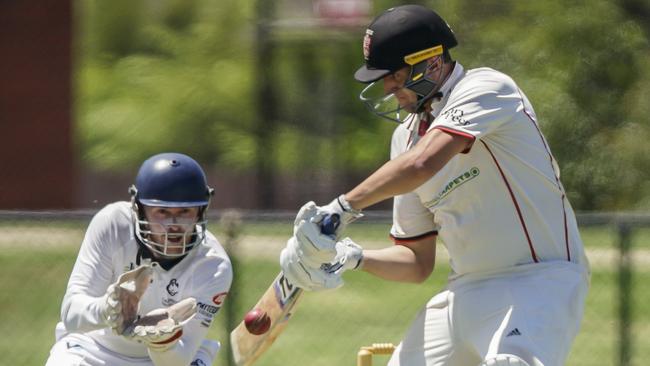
{"left": 61, "top": 293, "right": 108, "bottom": 332}
{"left": 346, "top": 129, "right": 466, "bottom": 210}
{"left": 346, "top": 154, "right": 434, "bottom": 210}
{"left": 360, "top": 245, "right": 434, "bottom": 283}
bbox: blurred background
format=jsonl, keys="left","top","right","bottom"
{"left": 1, "top": 0, "right": 649, "bottom": 365}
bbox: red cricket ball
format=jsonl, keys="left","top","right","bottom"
{"left": 244, "top": 308, "right": 271, "bottom": 335}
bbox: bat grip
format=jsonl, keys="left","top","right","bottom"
{"left": 320, "top": 214, "right": 340, "bottom": 236}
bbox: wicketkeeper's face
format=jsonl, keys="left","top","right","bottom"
{"left": 142, "top": 206, "right": 200, "bottom": 255}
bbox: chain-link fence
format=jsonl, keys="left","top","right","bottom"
{"left": 1, "top": 210, "right": 649, "bottom": 365}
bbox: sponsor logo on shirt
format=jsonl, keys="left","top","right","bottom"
{"left": 197, "top": 301, "right": 220, "bottom": 322}
{"left": 424, "top": 167, "right": 480, "bottom": 208}
{"left": 196, "top": 302, "right": 219, "bottom": 315}
{"left": 440, "top": 108, "right": 467, "bottom": 125}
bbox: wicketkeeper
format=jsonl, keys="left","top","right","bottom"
{"left": 46, "top": 153, "right": 232, "bottom": 366}
{"left": 281, "top": 5, "right": 590, "bottom": 366}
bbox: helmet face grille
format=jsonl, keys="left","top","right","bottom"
{"left": 133, "top": 212, "right": 208, "bottom": 258}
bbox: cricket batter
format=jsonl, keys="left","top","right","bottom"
{"left": 280, "top": 4, "right": 590, "bottom": 366}
{"left": 46, "top": 153, "right": 232, "bottom": 366}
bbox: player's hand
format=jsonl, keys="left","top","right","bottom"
{"left": 284, "top": 234, "right": 336, "bottom": 268}
{"left": 312, "top": 195, "right": 363, "bottom": 239}
{"left": 292, "top": 201, "right": 336, "bottom": 264}
{"left": 293, "top": 201, "right": 320, "bottom": 229}
{"left": 325, "top": 238, "right": 364, "bottom": 275}
{"left": 280, "top": 241, "right": 343, "bottom": 291}
{"left": 293, "top": 201, "right": 338, "bottom": 259}
{"left": 293, "top": 219, "right": 338, "bottom": 266}
{"left": 126, "top": 297, "right": 197, "bottom": 352}
{"left": 102, "top": 264, "right": 154, "bottom": 334}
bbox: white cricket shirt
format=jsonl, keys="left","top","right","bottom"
{"left": 390, "top": 63, "right": 587, "bottom": 278}
{"left": 58, "top": 201, "right": 232, "bottom": 362}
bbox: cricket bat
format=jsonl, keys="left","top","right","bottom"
{"left": 230, "top": 214, "right": 340, "bottom": 366}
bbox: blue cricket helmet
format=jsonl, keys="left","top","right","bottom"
{"left": 132, "top": 152, "right": 213, "bottom": 207}
{"left": 129, "top": 152, "right": 214, "bottom": 258}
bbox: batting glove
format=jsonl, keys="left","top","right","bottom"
{"left": 127, "top": 297, "right": 197, "bottom": 352}
{"left": 312, "top": 195, "right": 363, "bottom": 239}
{"left": 325, "top": 238, "right": 364, "bottom": 275}
{"left": 293, "top": 201, "right": 320, "bottom": 230}
{"left": 284, "top": 234, "right": 335, "bottom": 269}
{"left": 101, "top": 264, "right": 154, "bottom": 334}
{"left": 280, "top": 241, "right": 343, "bottom": 291}
{"left": 293, "top": 218, "right": 338, "bottom": 266}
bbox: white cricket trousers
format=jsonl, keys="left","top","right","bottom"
{"left": 45, "top": 332, "right": 220, "bottom": 366}
{"left": 388, "top": 261, "right": 589, "bottom": 366}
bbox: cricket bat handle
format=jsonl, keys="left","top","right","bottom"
{"left": 320, "top": 213, "right": 340, "bottom": 235}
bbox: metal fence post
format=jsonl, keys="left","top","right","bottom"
{"left": 617, "top": 222, "right": 632, "bottom": 366}
{"left": 220, "top": 210, "right": 243, "bottom": 366}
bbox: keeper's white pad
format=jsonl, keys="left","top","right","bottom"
{"left": 479, "top": 355, "right": 531, "bottom": 366}
{"left": 46, "top": 333, "right": 219, "bottom": 366}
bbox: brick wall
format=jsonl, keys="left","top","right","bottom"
{"left": 0, "top": 0, "right": 74, "bottom": 208}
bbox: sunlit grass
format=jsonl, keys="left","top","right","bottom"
{"left": 1, "top": 222, "right": 648, "bottom": 365}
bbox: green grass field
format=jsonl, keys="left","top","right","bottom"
{"left": 1, "top": 221, "right": 649, "bottom": 365}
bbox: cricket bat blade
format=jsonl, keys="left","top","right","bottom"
{"left": 230, "top": 272, "right": 303, "bottom": 365}
{"left": 229, "top": 214, "right": 338, "bottom": 365}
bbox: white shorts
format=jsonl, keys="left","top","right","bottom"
{"left": 45, "top": 333, "right": 220, "bottom": 366}
{"left": 388, "top": 262, "right": 589, "bottom": 366}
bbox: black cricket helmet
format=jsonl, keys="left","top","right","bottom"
{"left": 355, "top": 5, "right": 458, "bottom": 122}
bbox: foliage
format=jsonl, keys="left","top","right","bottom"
{"left": 76, "top": 0, "right": 650, "bottom": 209}
{"left": 76, "top": 0, "right": 255, "bottom": 171}
{"left": 433, "top": 0, "right": 650, "bottom": 209}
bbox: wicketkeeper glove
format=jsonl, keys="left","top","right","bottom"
{"left": 101, "top": 264, "right": 154, "bottom": 334}
{"left": 126, "top": 297, "right": 197, "bottom": 352}
{"left": 325, "top": 238, "right": 364, "bottom": 275}
{"left": 312, "top": 195, "right": 363, "bottom": 239}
